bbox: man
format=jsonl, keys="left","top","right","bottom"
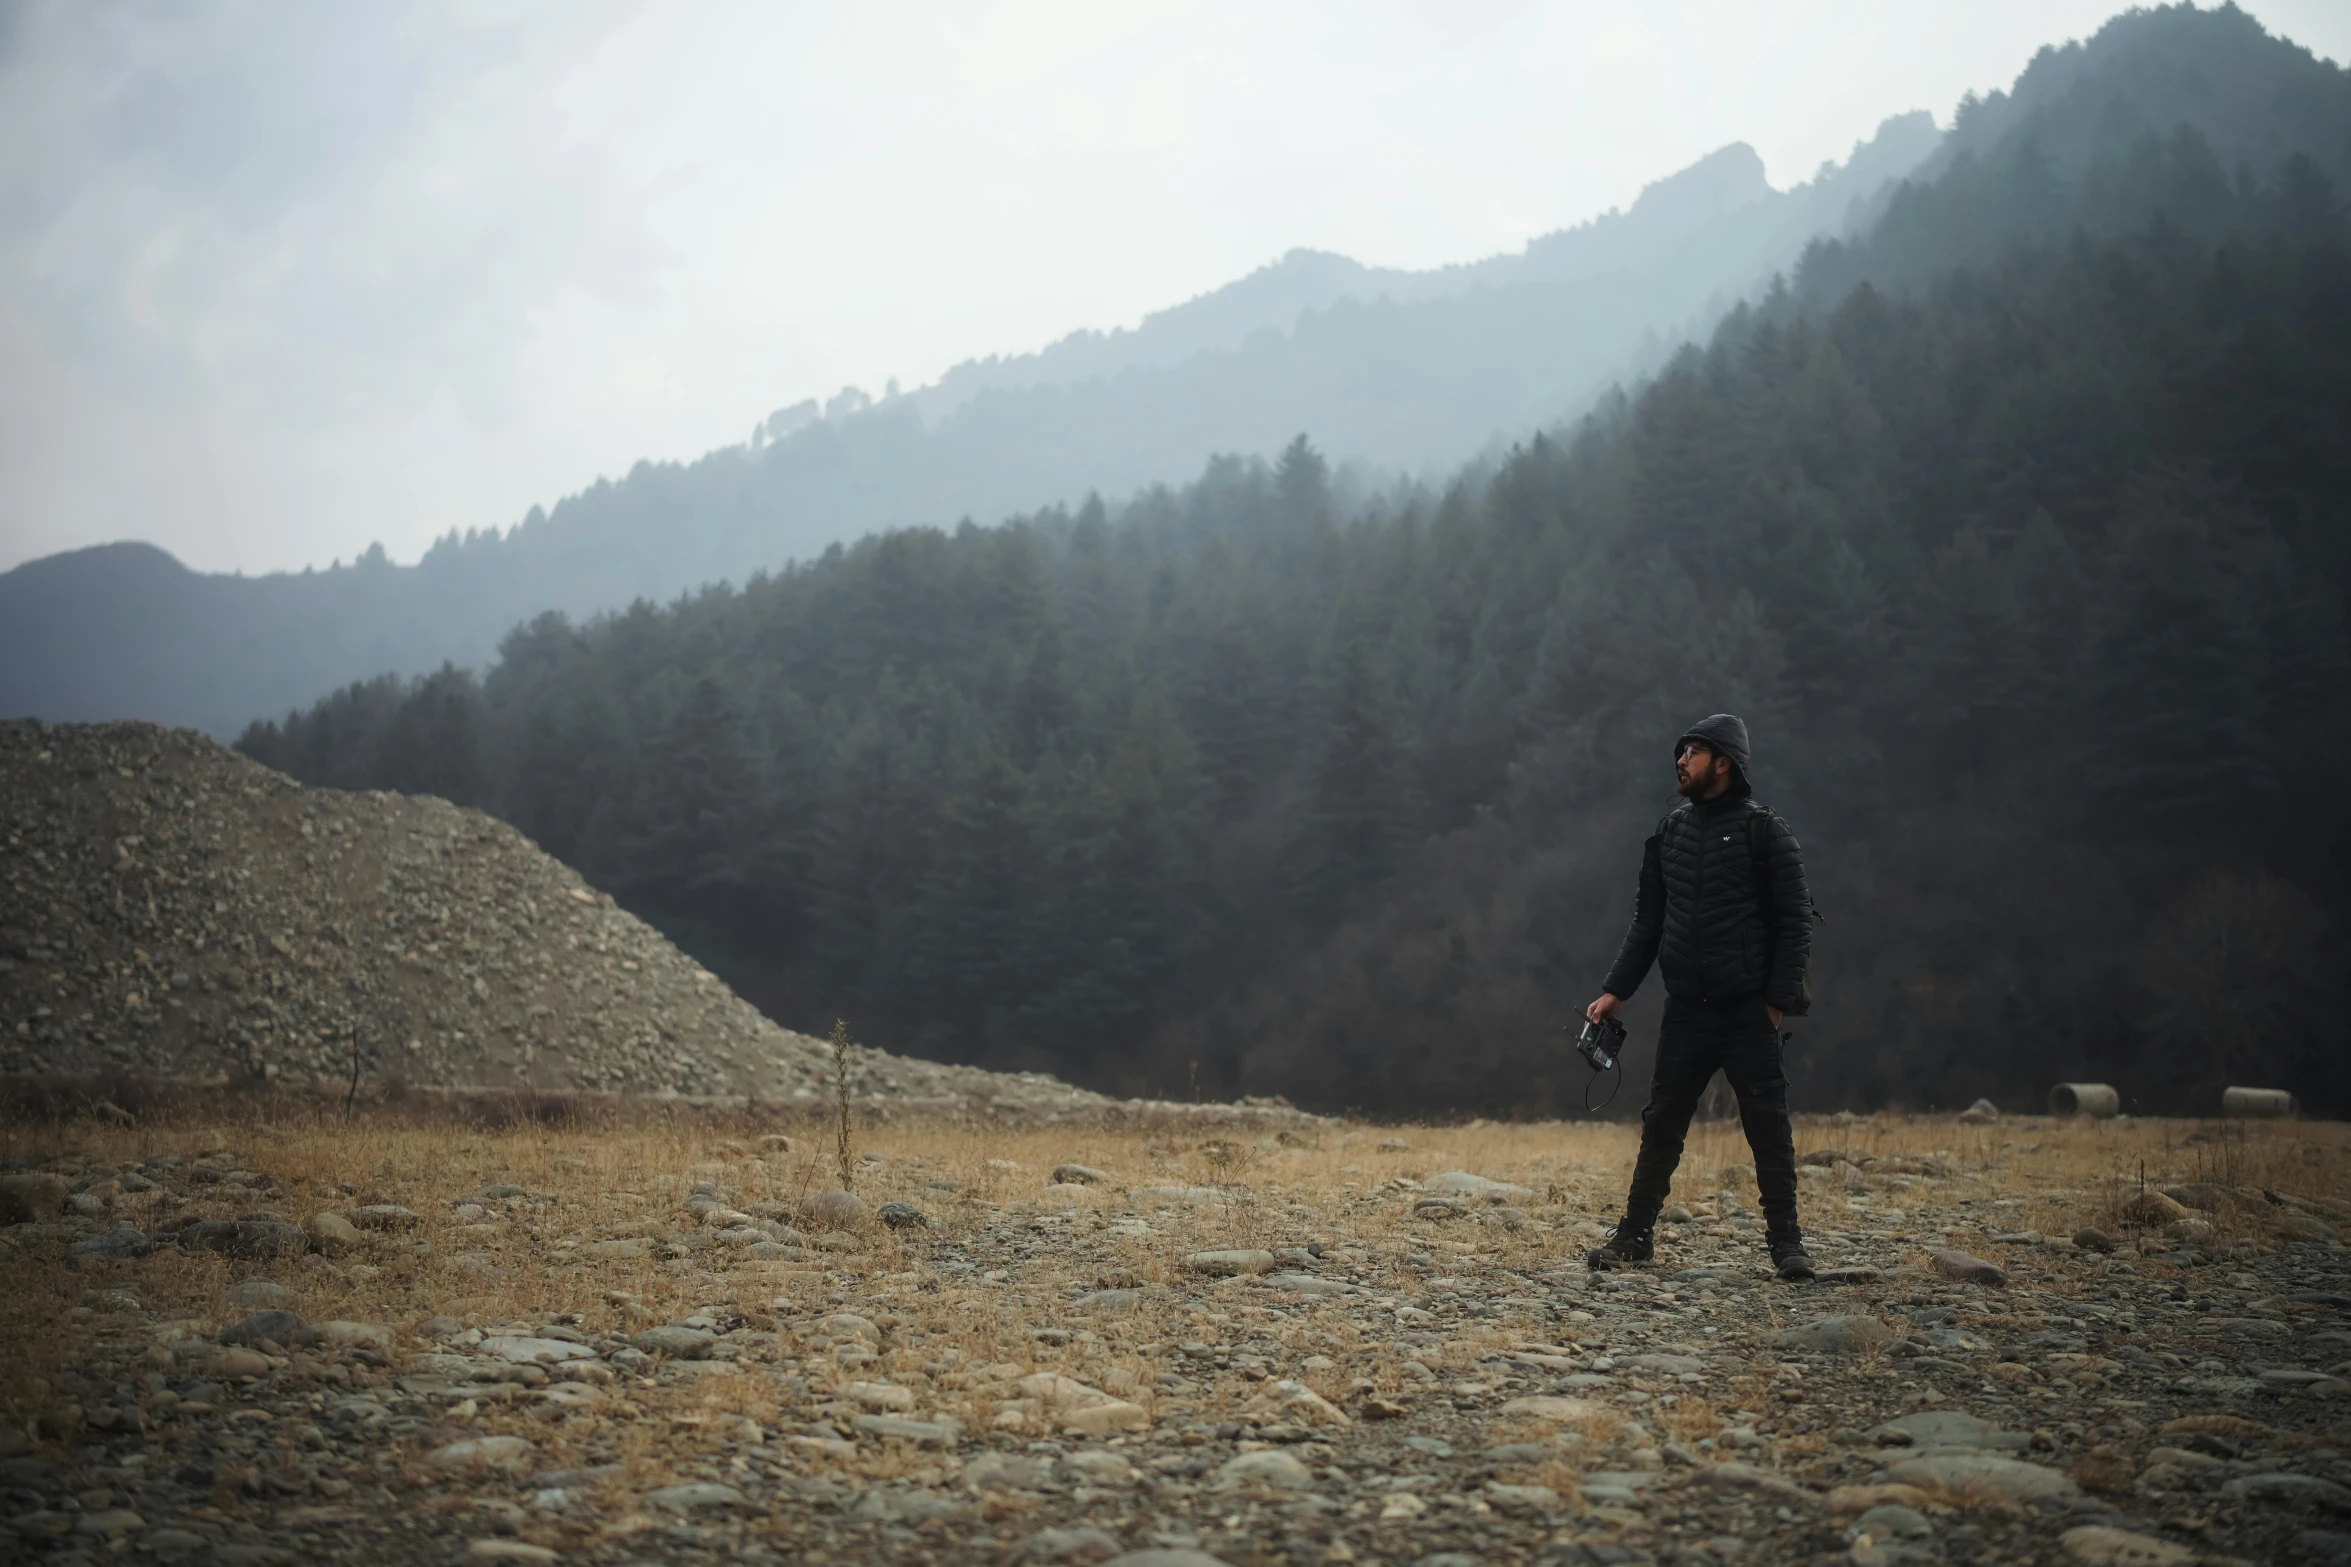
{"left": 1583, "top": 712, "right": 1817, "bottom": 1281}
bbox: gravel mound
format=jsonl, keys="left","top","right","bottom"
{"left": 0, "top": 721, "right": 1311, "bottom": 1124}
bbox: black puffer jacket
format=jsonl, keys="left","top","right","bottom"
{"left": 1602, "top": 781, "right": 1814, "bottom": 1011}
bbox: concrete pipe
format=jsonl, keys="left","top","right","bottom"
{"left": 2221, "top": 1086, "right": 2297, "bottom": 1118}
{"left": 2048, "top": 1082, "right": 2120, "bottom": 1118}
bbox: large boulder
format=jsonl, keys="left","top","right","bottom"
{"left": 0, "top": 1172, "right": 68, "bottom": 1223}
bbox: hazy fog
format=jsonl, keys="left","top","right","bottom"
{"left": 5, "top": 0, "right": 2348, "bottom": 577}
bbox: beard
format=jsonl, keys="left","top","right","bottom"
{"left": 1677, "top": 766, "right": 1721, "bottom": 800}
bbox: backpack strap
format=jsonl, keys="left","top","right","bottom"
{"left": 1748, "top": 802, "right": 1824, "bottom": 923}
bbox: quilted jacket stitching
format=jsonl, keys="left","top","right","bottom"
{"left": 1602, "top": 791, "right": 1813, "bottom": 1008}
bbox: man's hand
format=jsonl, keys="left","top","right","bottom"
{"left": 1586, "top": 993, "right": 1621, "bottom": 1025}
{"left": 1767, "top": 1004, "right": 1783, "bottom": 1029}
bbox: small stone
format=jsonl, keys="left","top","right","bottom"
{"left": 1622, "top": 1352, "right": 1703, "bottom": 1376}
{"left": 346, "top": 1204, "right": 422, "bottom": 1231}
{"left": 224, "top": 1278, "right": 294, "bottom": 1308}
{"left": 1771, "top": 1315, "right": 1893, "bottom": 1355}
{"left": 220, "top": 1309, "right": 307, "bottom": 1348}
{"left": 1183, "top": 1248, "right": 1276, "bottom": 1277}
{"left": 646, "top": 1481, "right": 745, "bottom": 1511}
{"left": 824, "top": 1310, "right": 883, "bottom": 1344}
{"left": 846, "top": 1485, "right": 966, "bottom": 1524}
{"left": 1869, "top": 1411, "right": 2029, "bottom": 1451}
{"left": 1062, "top": 1451, "right": 1137, "bottom": 1487}
{"left": 314, "top": 1321, "right": 391, "bottom": 1349}
{"left": 1099, "top": 1554, "right": 1239, "bottom": 1567}
{"left": 1376, "top": 1138, "right": 1410, "bottom": 1152}
{"left": 0, "top": 1172, "right": 68, "bottom": 1222}
{"left": 67, "top": 1225, "right": 151, "bottom": 1264}
{"left": 213, "top": 1346, "right": 273, "bottom": 1379}
{"left": 430, "top": 1435, "right": 534, "bottom": 1471}
{"left": 1931, "top": 1248, "right": 2009, "bottom": 1287}
{"left": 1051, "top": 1164, "right": 1107, "bottom": 1185}
{"left": 1852, "top": 1504, "right": 1933, "bottom": 1540}
{"left": 1065, "top": 1401, "right": 1149, "bottom": 1437}
{"left": 877, "top": 1201, "right": 925, "bottom": 1230}
{"left": 1240, "top": 1378, "right": 1349, "bottom": 1428}
{"left": 2117, "top": 1191, "right": 2189, "bottom": 1226}
{"left": 962, "top": 1451, "right": 1044, "bottom": 1490}
{"left": 1422, "top": 1171, "right": 1534, "bottom": 1204}
{"left": 177, "top": 1218, "right": 306, "bottom": 1259}
{"left": 1825, "top": 1483, "right": 1933, "bottom": 1514}
{"left": 2297, "top": 1531, "right": 2351, "bottom": 1567}
{"left": 466, "top": 1543, "right": 562, "bottom": 1564}
{"left": 1023, "top": 1526, "right": 1123, "bottom": 1563}
{"left": 799, "top": 1189, "right": 869, "bottom": 1231}
{"left": 74, "top": 1507, "right": 143, "bottom": 1537}
{"left": 1496, "top": 1395, "right": 1603, "bottom": 1425}
{"left": 850, "top": 1380, "right": 916, "bottom": 1411}
{"left": 632, "top": 1324, "right": 717, "bottom": 1359}
{"left": 1687, "top": 1461, "right": 1813, "bottom": 1501}
{"left": 2073, "top": 1228, "right": 2118, "bottom": 1254}
{"left": 1888, "top": 1453, "right": 2079, "bottom": 1501}
{"left": 1483, "top": 1481, "right": 1561, "bottom": 1514}
{"left": 2058, "top": 1526, "right": 2198, "bottom": 1565}
{"left": 304, "top": 1212, "right": 362, "bottom": 1251}
{"left": 1215, "top": 1449, "right": 1315, "bottom": 1489}
{"left": 478, "top": 1334, "right": 595, "bottom": 1364}
{"left": 1816, "top": 1265, "right": 1883, "bottom": 1285}
{"left": 854, "top": 1414, "right": 965, "bottom": 1446}
{"left": 2221, "top": 1473, "right": 2351, "bottom": 1511}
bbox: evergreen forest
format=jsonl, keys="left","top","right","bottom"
{"left": 239, "top": 6, "right": 2351, "bottom": 1118}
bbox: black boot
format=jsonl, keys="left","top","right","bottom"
{"left": 1768, "top": 1228, "right": 1815, "bottom": 1282}
{"left": 1586, "top": 1221, "right": 1654, "bottom": 1271}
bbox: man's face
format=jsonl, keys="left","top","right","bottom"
{"left": 1676, "top": 739, "right": 1729, "bottom": 799}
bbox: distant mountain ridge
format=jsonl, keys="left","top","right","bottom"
{"left": 901, "top": 133, "right": 1887, "bottom": 422}
{"left": 5, "top": 109, "right": 1948, "bottom": 738}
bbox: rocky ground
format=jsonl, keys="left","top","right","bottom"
{"left": 1, "top": 1109, "right": 2347, "bottom": 1567}
{"left": 0, "top": 720, "right": 1303, "bottom": 1127}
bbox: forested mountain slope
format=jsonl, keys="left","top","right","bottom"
{"left": 0, "top": 116, "right": 1937, "bottom": 740}
{"left": 242, "top": 5, "right": 2351, "bottom": 1119}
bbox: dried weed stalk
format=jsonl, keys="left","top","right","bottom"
{"left": 830, "top": 1018, "right": 855, "bottom": 1191}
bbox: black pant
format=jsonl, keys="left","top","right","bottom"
{"left": 1619, "top": 994, "right": 1800, "bottom": 1240}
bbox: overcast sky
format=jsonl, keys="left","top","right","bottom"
{"left": 2, "top": 1, "right": 2346, "bottom": 578}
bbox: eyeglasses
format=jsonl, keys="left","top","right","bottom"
{"left": 1676, "top": 740, "right": 1711, "bottom": 762}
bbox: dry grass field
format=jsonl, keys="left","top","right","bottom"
{"left": 2, "top": 1102, "right": 2348, "bottom": 1567}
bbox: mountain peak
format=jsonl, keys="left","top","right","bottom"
{"left": 1627, "top": 142, "right": 1773, "bottom": 231}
